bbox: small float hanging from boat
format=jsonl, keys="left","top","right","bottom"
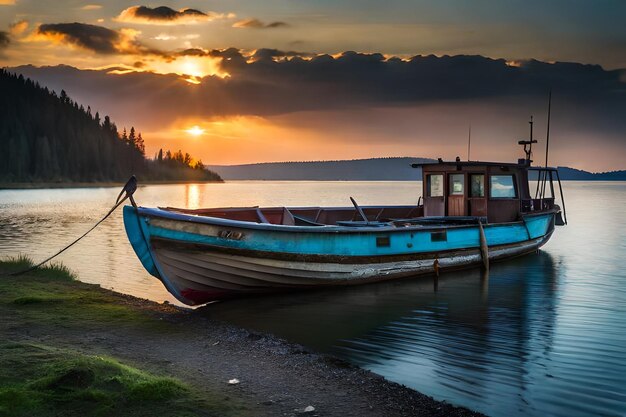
{"left": 123, "top": 119, "right": 567, "bottom": 305}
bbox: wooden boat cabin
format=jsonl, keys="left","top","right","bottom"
{"left": 417, "top": 158, "right": 565, "bottom": 225}
{"left": 164, "top": 157, "right": 565, "bottom": 228}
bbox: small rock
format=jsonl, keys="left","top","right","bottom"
{"left": 303, "top": 405, "right": 315, "bottom": 413}
{"left": 228, "top": 378, "right": 240, "bottom": 385}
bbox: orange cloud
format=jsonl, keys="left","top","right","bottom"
{"left": 0, "top": 0, "right": 16, "bottom": 5}
{"left": 81, "top": 4, "right": 102, "bottom": 10}
{"left": 115, "top": 5, "right": 232, "bottom": 25}
{"left": 9, "top": 20, "right": 28, "bottom": 36}
{"left": 148, "top": 54, "right": 229, "bottom": 81}
{"left": 153, "top": 33, "right": 199, "bottom": 41}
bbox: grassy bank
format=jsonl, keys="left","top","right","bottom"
{"left": 0, "top": 257, "right": 483, "bottom": 417}
{"left": 0, "top": 258, "right": 244, "bottom": 417}
{"left": 0, "top": 343, "right": 217, "bottom": 417}
{"left": 0, "top": 257, "right": 154, "bottom": 328}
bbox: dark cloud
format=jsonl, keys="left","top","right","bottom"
{"left": 251, "top": 48, "right": 315, "bottom": 61}
{"left": 116, "top": 5, "right": 227, "bottom": 24}
{"left": 233, "top": 18, "right": 289, "bottom": 29}
{"left": 208, "top": 50, "right": 625, "bottom": 109}
{"left": 9, "top": 52, "right": 626, "bottom": 162}
{"left": 134, "top": 6, "right": 205, "bottom": 20}
{"left": 35, "top": 22, "right": 165, "bottom": 56}
{"left": 37, "top": 23, "right": 119, "bottom": 54}
{"left": 13, "top": 51, "right": 625, "bottom": 116}
{"left": 266, "top": 21, "right": 289, "bottom": 28}
{"left": 0, "top": 31, "right": 9, "bottom": 49}
{"left": 178, "top": 48, "right": 208, "bottom": 57}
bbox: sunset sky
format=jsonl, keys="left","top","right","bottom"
{"left": 1, "top": 1, "right": 625, "bottom": 171}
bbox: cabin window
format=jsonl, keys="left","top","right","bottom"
{"left": 470, "top": 174, "right": 485, "bottom": 197}
{"left": 427, "top": 174, "right": 444, "bottom": 197}
{"left": 449, "top": 174, "right": 464, "bottom": 195}
{"left": 490, "top": 175, "right": 517, "bottom": 198}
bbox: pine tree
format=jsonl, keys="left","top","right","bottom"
{"left": 136, "top": 132, "right": 145, "bottom": 155}
{"left": 128, "top": 126, "right": 136, "bottom": 148}
{"left": 0, "top": 70, "right": 222, "bottom": 183}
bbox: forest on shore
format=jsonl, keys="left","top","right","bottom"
{"left": 0, "top": 69, "right": 222, "bottom": 183}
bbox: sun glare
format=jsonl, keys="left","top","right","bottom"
{"left": 145, "top": 56, "right": 229, "bottom": 83}
{"left": 181, "top": 61, "right": 203, "bottom": 78}
{"left": 186, "top": 125, "right": 205, "bottom": 136}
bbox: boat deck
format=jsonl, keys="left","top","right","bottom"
{"left": 161, "top": 205, "right": 425, "bottom": 226}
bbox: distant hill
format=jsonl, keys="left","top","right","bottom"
{"left": 545, "top": 167, "right": 626, "bottom": 181}
{"left": 0, "top": 69, "right": 222, "bottom": 183}
{"left": 207, "top": 157, "right": 435, "bottom": 180}
{"left": 208, "top": 158, "right": 626, "bottom": 181}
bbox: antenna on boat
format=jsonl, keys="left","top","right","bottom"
{"left": 544, "top": 90, "right": 552, "bottom": 168}
{"left": 518, "top": 116, "right": 537, "bottom": 164}
{"left": 540, "top": 90, "right": 553, "bottom": 197}
{"left": 467, "top": 124, "right": 471, "bottom": 161}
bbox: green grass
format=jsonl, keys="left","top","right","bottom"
{"left": 1, "top": 255, "right": 75, "bottom": 280}
{"left": 0, "top": 343, "right": 235, "bottom": 417}
{"left": 0, "top": 256, "right": 158, "bottom": 327}
{"left": 0, "top": 258, "right": 247, "bottom": 416}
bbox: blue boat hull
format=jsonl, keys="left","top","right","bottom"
{"left": 123, "top": 206, "right": 555, "bottom": 305}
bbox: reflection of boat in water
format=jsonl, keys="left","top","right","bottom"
{"left": 124, "top": 121, "right": 567, "bottom": 305}
{"left": 201, "top": 252, "right": 560, "bottom": 417}
{"left": 201, "top": 251, "right": 559, "bottom": 352}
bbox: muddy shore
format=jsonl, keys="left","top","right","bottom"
{"left": 0, "top": 260, "right": 484, "bottom": 417}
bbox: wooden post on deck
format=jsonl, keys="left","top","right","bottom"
{"left": 478, "top": 221, "right": 489, "bottom": 272}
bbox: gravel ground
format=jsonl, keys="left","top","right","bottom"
{"left": 4, "top": 288, "right": 485, "bottom": 417}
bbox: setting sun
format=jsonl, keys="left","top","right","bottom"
{"left": 186, "top": 125, "right": 205, "bottom": 136}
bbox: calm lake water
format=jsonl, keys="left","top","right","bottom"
{"left": 1, "top": 181, "right": 625, "bottom": 417}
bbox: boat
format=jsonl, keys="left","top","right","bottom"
{"left": 123, "top": 121, "right": 567, "bottom": 305}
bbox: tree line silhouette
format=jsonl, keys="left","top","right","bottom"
{"left": 0, "top": 69, "right": 222, "bottom": 183}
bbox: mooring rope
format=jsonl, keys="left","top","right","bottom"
{"left": 9, "top": 176, "right": 137, "bottom": 276}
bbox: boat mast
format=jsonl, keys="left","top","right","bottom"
{"left": 518, "top": 116, "right": 537, "bottom": 163}
{"left": 467, "top": 124, "right": 471, "bottom": 161}
{"left": 530, "top": 115, "right": 533, "bottom": 154}
{"left": 544, "top": 91, "right": 552, "bottom": 168}
{"left": 541, "top": 90, "right": 552, "bottom": 197}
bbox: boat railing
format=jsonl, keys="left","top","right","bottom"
{"left": 520, "top": 198, "right": 555, "bottom": 213}
{"left": 527, "top": 166, "right": 567, "bottom": 224}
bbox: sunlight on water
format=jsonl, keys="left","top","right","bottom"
{"left": 1, "top": 181, "right": 625, "bottom": 417}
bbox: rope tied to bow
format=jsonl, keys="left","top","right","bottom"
{"left": 9, "top": 176, "right": 138, "bottom": 276}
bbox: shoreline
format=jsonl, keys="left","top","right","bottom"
{"left": 0, "top": 179, "right": 224, "bottom": 190}
{"left": 0, "top": 260, "right": 483, "bottom": 417}
{"left": 2, "top": 179, "right": 626, "bottom": 191}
